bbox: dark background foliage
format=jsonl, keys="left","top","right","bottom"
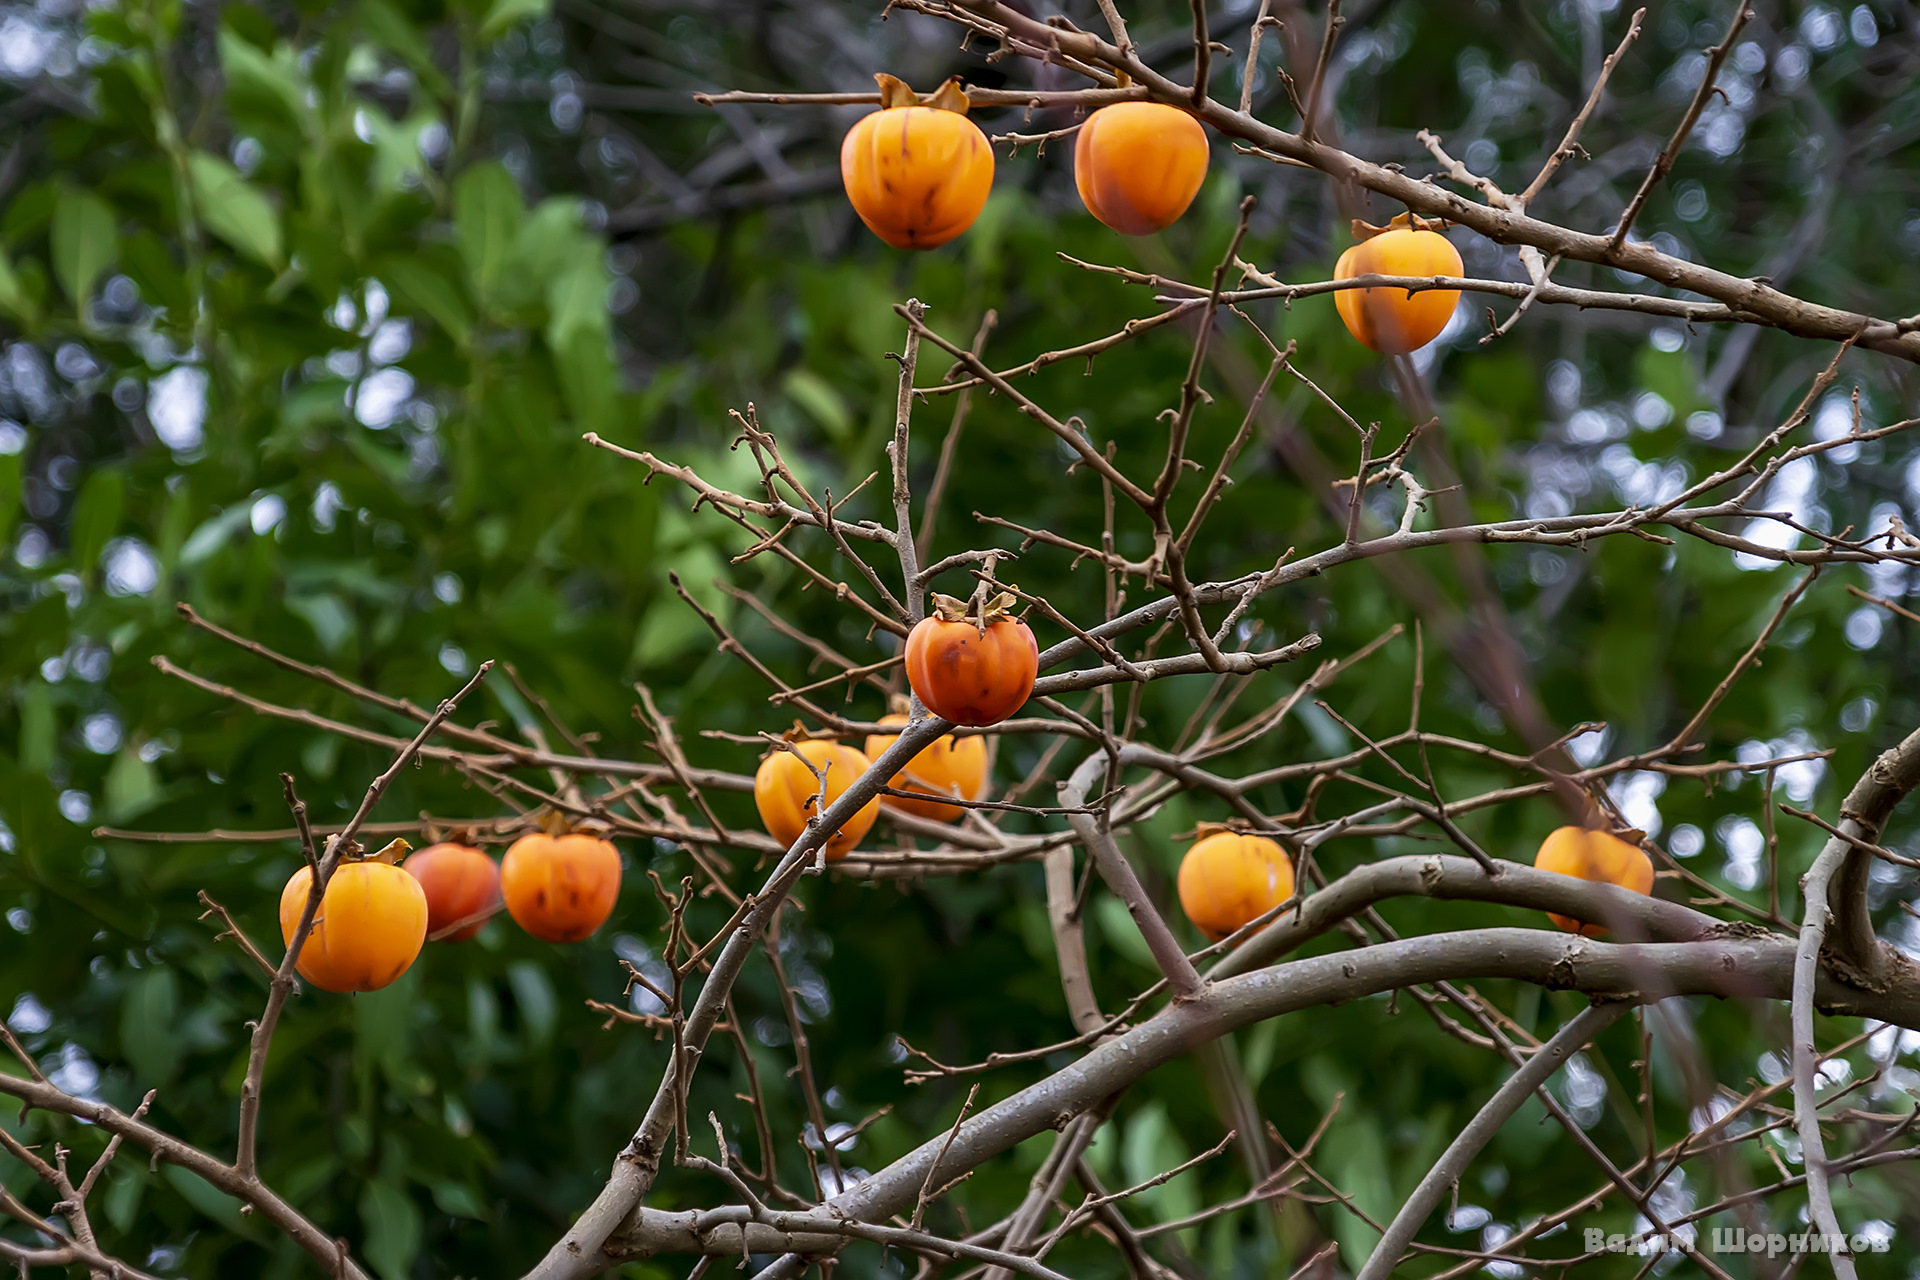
{"left": 2, "top": 0, "right": 1919, "bottom": 1276}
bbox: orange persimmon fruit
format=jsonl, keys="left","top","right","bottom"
{"left": 404, "top": 842, "right": 501, "bottom": 942}
{"left": 864, "top": 699, "right": 989, "bottom": 823}
{"left": 1073, "top": 102, "right": 1210, "bottom": 235}
{"left": 1176, "top": 829, "right": 1296, "bottom": 942}
{"left": 1332, "top": 213, "right": 1463, "bottom": 354}
{"left": 1532, "top": 825, "right": 1654, "bottom": 937}
{"left": 840, "top": 74, "right": 994, "bottom": 250}
{"left": 279, "top": 844, "right": 428, "bottom": 993}
{"left": 904, "top": 591, "right": 1038, "bottom": 728}
{"left": 754, "top": 733, "right": 880, "bottom": 860}
{"left": 500, "top": 831, "right": 623, "bottom": 943}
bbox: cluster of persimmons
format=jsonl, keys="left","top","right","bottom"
{"left": 276, "top": 828, "right": 621, "bottom": 994}
{"left": 267, "top": 75, "right": 1656, "bottom": 1000}
{"left": 270, "top": 607, "right": 1652, "bottom": 996}
{"left": 754, "top": 593, "right": 1039, "bottom": 857}
{"left": 838, "top": 74, "right": 1464, "bottom": 355}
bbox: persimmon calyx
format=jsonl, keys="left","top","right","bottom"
{"left": 928, "top": 589, "right": 1019, "bottom": 631}
{"left": 537, "top": 807, "right": 576, "bottom": 837}
{"left": 887, "top": 692, "right": 913, "bottom": 716}
{"left": 1349, "top": 211, "right": 1450, "bottom": 241}
{"left": 363, "top": 837, "right": 413, "bottom": 866}
{"left": 1572, "top": 793, "right": 1643, "bottom": 842}
{"left": 768, "top": 720, "right": 838, "bottom": 757}
{"left": 1188, "top": 819, "right": 1260, "bottom": 839}
{"left": 873, "top": 73, "right": 972, "bottom": 115}
{"left": 924, "top": 77, "right": 971, "bottom": 114}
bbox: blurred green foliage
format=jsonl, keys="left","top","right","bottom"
{"left": 2, "top": 0, "right": 1920, "bottom": 1276}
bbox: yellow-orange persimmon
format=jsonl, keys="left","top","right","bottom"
{"left": 864, "top": 704, "right": 988, "bottom": 823}
{"left": 1332, "top": 214, "right": 1463, "bottom": 354}
{"left": 500, "top": 832, "right": 623, "bottom": 942}
{"left": 754, "top": 736, "right": 879, "bottom": 860}
{"left": 404, "top": 842, "right": 501, "bottom": 942}
{"left": 840, "top": 75, "right": 993, "bottom": 250}
{"left": 279, "top": 854, "right": 428, "bottom": 993}
{"left": 904, "top": 592, "right": 1038, "bottom": 728}
{"left": 1532, "top": 825, "right": 1655, "bottom": 937}
{"left": 1177, "top": 830, "right": 1295, "bottom": 942}
{"left": 1073, "top": 102, "right": 1210, "bottom": 236}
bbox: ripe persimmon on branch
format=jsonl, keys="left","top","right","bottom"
{"left": 9, "top": 3, "right": 1920, "bottom": 1280}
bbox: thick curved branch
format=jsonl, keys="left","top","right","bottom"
{"left": 583, "top": 928, "right": 1919, "bottom": 1269}
{"left": 1043, "top": 845, "right": 1107, "bottom": 1037}
{"left": 1356, "top": 1001, "right": 1629, "bottom": 1280}
{"left": 1793, "top": 840, "right": 1860, "bottom": 1280}
{"left": 1825, "top": 722, "right": 1920, "bottom": 977}
{"left": 1210, "top": 852, "right": 1733, "bottom": 980}
{"left": 1061, "top": 749, "right": 1206, "bottom": 1001}
{"left": 1781, "top": 721, "right": 1920, "bottom": 1279}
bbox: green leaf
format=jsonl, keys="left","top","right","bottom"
{"left": 363, "top": 105, "right": 444, "bottom": 193}
{"left": 0, "top": 451, "right": 20, "bottom": 547}
{"left": 513, "top": 197, "right": 584, "bottom": 281}
{"left": 507, "top": 960, "right": 557, "bottom": 1047}
{"left": 358, "top": 0, "right": 452, "bottom": 97}
{"left": 68, "top": 468, "right": 125, "bottom": 581}
{"left": 118, "top": 967, "right": 181, "bottom": 1083}
{"left": 104, "top": 747, "right": 160, "bottom": 823}
{"left": 359, "top": 1181, "right": 423, "bottom": 1280}
{"left": 0, "top": 247, "right": 36, "bottom": 323}
{"left": 453, "top": 161, "right": 522, "bottom": 307}
{"left": 479, "top": 0, "right": 550, "bottom": 42}
{"left": 430, "top": 1180, "right": 488, "bottom": 1220}
{"left": 1636, "top": 346, "right": 1705, "bottom": 422}
{"left": 18, "top": 681, "right": 54, "bottom": 776}
{"left": 161, "top": 1167, "right": 267, "bottom": 1242}
{"left": 1092, "top": 894, "right": 1156, "bottom": 970}
{"left": 633, "top": 541, "right": 728, "bottom": 667}
{"left": 544, "top": 240, "right": 607, "bottom": 346}
{"left": 1120, "top": 1101, "right": 1201, "bottom": 1234}
{"left": 1, "top": 179, "right": 55, "bottom": 244}
{"left": 1326, "top": 1115, "right": 1392, "bottom": 1271}
{"left": 354, "top": 968, "right": 418, "bottom": 1067}
{"left": 1242, "top": 1019, "right": 1280, "bottom": 1088}
{"left": 51, "top": 188, "right": 117, "bottom": 307}
{"left": 217, "top": 26, "right": 308, "bottom": 133}
{"left": 286, "top": 592, "right": 356, "bottom": 656}
{"left": 783, "top": 368, "right": 854, "bottom": 444}
{"left": 121, "top": 230, "right": 190, "bottom": 315}
{"left": 102, "top": 1169, "right": 145, "bottom": 1234}
{"left": 277, "top": 1155, "right": 340, "bottom": 1208}
{"left": 179, "top": 503, "right": 253, "bottom": 567}
{"left": 346, "top": 433, "right": 413, "bottom": 490}
{"left": 380, "top": 257, "right": 473, "bottom": 345}
{"left": 301, "top": 732, "right": 342, "bottom": 778}
{"left": 544, "top": 242, "right": 616, "bottom": 430}
{"left": 154, "top": 478, "right": 193, "bottom": 573}
{"left": 466, "top": 977, "right": 500, "bottom": 1057}
{"left": 552, "top": 325, "right": 617, "bottom": 434}
{"left": 187, "top": 152, "right": 284, "bottom": 267}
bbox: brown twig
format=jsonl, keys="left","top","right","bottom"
{"left": 195, "top": 890, "right": 279, "bottom": 980}
{"left": 1607, "top": 2, "right": 1753, "bottom": 251}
